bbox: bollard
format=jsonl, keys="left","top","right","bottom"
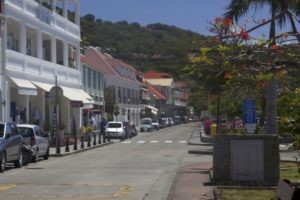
{"left": 107, "top": 133, "right": 110, "bottom": 142}
{"left": 98, "top": 132, "right": 102, "bottom": 144}
{"left": 103, "top": 133, "right": 106, "bottom": 143}
{"left": 65, "top": 136, "right": 70, "bottom": 152}
{"left": 87, "top": 135, "right": 91, "bottom": 147}
{"left": 93, "top": 133, "right": 96, "bottom": 145}
{"left": 80, "top": 136, "right": 84, "bottom": 149}
{"left": 73, "top": 136, "right": 77, "bottom": 150}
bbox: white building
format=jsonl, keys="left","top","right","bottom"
{"left": 83, "top": 47, "right": 141, "bottom": 125}
{"left": 1, "top": 0, "right": 91, "bottom": 134}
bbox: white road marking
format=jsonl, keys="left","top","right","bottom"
{"left": 179, "top": 140, "right": 187, "bottom": 143}
{"left": 122, "top": 141, "right": 132, "bottom": 144}
{"left": 164, "top": 141, "right": 173, "bottom": 143}
{"left": 150, "top": 141, "right": 159, "bottom": 143}
{"left": 137, "top": 141, "right": 146, "bottom": 143}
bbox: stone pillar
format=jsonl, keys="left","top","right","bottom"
{"left": 25, "top": 95, "right": 29, "bottom": 123}
{"left": 5, "top": 80, "right": 10, "bottom": 122}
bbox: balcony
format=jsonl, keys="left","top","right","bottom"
{"left": 6, "top": 50, "right": 81, "bottom": 85}
{"left": 6, "top": 0, "right": 80, "bottom": 40}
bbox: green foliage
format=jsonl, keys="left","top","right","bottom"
{"left": 81, "top": 15, "right": 209, "bottom": 78}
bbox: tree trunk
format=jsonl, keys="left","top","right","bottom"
{"left": 265, "top": 80, "right": 278, "bottom": 134}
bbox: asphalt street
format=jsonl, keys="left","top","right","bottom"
{"left": 0, "top": 122, "right": 211, "bottom": 200}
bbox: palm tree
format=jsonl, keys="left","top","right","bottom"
{"left": 225, "top": 0, "right": 300, "bottom": 43}
{"left": 224, "top": 0, "right": 300, "bottom": 134}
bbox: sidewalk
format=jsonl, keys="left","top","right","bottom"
{"left": 168, "top": 127, "right": 300, "bottom": 200}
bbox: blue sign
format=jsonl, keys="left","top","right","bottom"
{"left": 243, "top": 99, "right": 256, "bottom": 124}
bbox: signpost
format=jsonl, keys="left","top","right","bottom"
{"left": 243, "top": 99, "right": 257, "bottom": 134}
{"left": 50, "top": 77, "right": 63, "bottom": 154}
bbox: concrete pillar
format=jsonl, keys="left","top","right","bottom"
{"left": 36, "top": 30, "right": 43, "bottom": 59}
{"left": 20, "top": 23, "right": 26, "bottom": 54}
{"left": 67, "top": 100, "right": 70, "bottom": 133}
{"left": 51, "top": 36, "right": 56, "bottom": 63}
{"left": 63, "top": 41, "right": 68, "bottom": 67}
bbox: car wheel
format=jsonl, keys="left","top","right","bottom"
{"left": 0, "top": 153, "right": 6, "bottom": 173}
{"left": 14, "top": 151, "right": 23, "bottom": 168}
{"left": 32, "top": 151, "right": 39, "bottom": 163}
{"left": 43, "top": 148, "right": 49, "bottom": 160}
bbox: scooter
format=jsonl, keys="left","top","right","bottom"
{"left": 22, "top": 143, "right": 32, "bottom": 166}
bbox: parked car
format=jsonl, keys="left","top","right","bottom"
{"left": 140, "top": 118, "right": 153, "bottom": 132}
{"left": 0, "top": 122, "right": 23, "bottom": 172}
{"left": 17, "top": 124, "right": 49, "bottom": 162}
{"left": 152, "top": 119, "right": 160, "bottom": 131}
{"left": 105, "top": 121, "right": 126, "bottom": 140}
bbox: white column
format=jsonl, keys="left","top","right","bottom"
{"left": 63, "top": 41, "right": 68, "bottom": 67}
{"left": 36, "top": 30, "right": 43, "bottom": 59}
{"left": 5, "top": 80, "right": 10, "bottom": 122}
{"left": 41, "top": 91, "right": 45, "bottom": 129}
{"left": 75, "top": 1, "right": 80, "bottom": 25}
{"left": 22, "top": 0, "right": 27, "bottom": 10}
{"left": 52, "top": 0, "right": 57, "bottom": 13}
{"left": 51, "top": 36, "right": 57, "bottom": 63}
{"left": 20, "top": 23, "right": 26, "bottom": 54}
{"left": 67, "top": 101, "right": 70, "bottom": 133}
{"left": 76, "top": 45, "right": 80, "bottom": 69}
{"left": 63, "top": 0, "right": 68, "bottom": 18}
{"left": 25, "top": 96, "right": 29, "bottom": 123}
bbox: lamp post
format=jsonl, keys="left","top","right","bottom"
{"left": 49, "top": 76, "right": 63, "bottom": 154}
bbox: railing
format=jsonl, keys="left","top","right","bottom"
{"left": 6, "top": 0, "right": 80, "bottom": 39}
{"left": 6, "top": 50, "right": 81, "bottom": 85}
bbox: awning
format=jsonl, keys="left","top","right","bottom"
{"left": 32, "top": 81, "right": 53, "bottom": 92}
{"left": 11, "top": 78, "right": 37, "bottom": 95}
{"left": 145, "top": 105, "right": 158, "bottom": 112}
{"left": 33, "top": 81, "right": 93, "bottom": 108}
{"left": 151, "top": 110, "right": 158, "bottom": 115}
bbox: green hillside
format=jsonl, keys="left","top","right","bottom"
{"left": 80, "top": 14, "right": 209, "bottom": 78}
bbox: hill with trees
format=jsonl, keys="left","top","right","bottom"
{"left": 80, "top": 14, "right": 209, "bottom": 78}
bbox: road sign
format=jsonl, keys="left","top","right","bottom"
{"left": 243, "top": 99, "right": 256, "bottom": 124}
{"left": 49, "top": 86, "right": 63, "bottom": 104}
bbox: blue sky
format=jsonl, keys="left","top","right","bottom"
{"left": 79, "top": 0, "right": 297, "bottom": 38}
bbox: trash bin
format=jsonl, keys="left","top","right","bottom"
{"left": 211, "top": 123, "right": 217, "bottom": 136}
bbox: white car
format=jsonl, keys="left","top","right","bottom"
{"left": 17, "top": 124, "right": 49, "bottom": 162}
{"left": 105, "top": 122, "right": 126, "bottom": 140}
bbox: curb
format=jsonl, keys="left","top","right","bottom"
{"left": 188, "top": 149, "right": 213, "bottom": 155}
{"left": 49, "top": 142, "right": 113, "bottom": 157}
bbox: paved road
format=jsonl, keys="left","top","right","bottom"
{"left": 0, "top": 122, "right": 211, "bottom": 200}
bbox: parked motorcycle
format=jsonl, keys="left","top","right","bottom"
{"left": 22, "top": 143, "right": 32, "bottom": 166}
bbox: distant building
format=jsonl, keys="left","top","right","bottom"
{"left": 83, "top": 47, "right": 141, "bottom": 125}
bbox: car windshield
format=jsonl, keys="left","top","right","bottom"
{"left": 18, "top": 127, "right": 34, "bottom": 137}
{"left": 107, "top": 123, "right": 122, "bottom": 128}
{"left": 141, "top": 119, "right": 151, "bottom": 124}
{"left": 0, "top": 124, "right": 4, "bottom": 137}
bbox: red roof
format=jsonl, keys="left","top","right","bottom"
{"left": 82, "top": 47, "right": 139, "bottom": 83}
{"left": 148, "top": 85, "right": 166, "bottom": 100}
{"left": 143, "top": 71, "right": 172, "bottom": 79}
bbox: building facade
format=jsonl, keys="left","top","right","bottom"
{"left": 83, "top": 47, "right": 141, "bottom": 125}
{"left": 1, "top": 0, "right": 91, "bottom": 135}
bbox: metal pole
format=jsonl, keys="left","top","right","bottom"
{"left": 55, "top": 75, "right": 60, "bottom": 154}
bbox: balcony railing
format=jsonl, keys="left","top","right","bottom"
{"left": 6, "top": 50, "right": 81, "bottom": 85}
{"left": 6, "top": 0, "right": 80, "bottom": 39}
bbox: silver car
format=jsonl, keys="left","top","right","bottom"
{"left": 17, "top": 124, "right": 49, "bottom": 162}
